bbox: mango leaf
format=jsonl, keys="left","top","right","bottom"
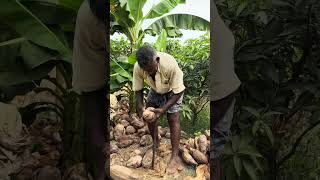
{"left": 0, "top": 0, "right": 72, "bottom": 61}
{"left": 127, "top": 0, "right": 147, "bottom": 22}
{"left": 154, "top": 29, "right": 167, "bottom": 52}
{"left": 252, "top": 120, "right": 261, "bottom": 135}
{"left": 222, "top": 142, "right": 234, "bottom": 155}
{"left": 263, "top": 123, "right": 274, "bottom": 145}
{"left": 242, "top": 106, "right": 260, "bottom": 118}
{"left": 250, "top": 156, "right": 263, "bottom": 172}
{"left": 243, "top": 159, "right": 258, "bottom": 180}
{"left": 145, "top": 14, "right": 209, "bottom": 38}
{"left": 236, "top": 1, "right": 248, "bottom": 16}
{"left": 145, "top": 0, "right": 186, "bottom": 19}
{"left": 231, "top": 136, "right": 240, "bottom": 152}
{"left": 238, "top": 146, "right": 262, "bottom": 158}
{"left": 233, "top": 156, "right": 242, "bottom": 176}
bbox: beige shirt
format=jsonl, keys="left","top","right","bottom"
{"left": 133, "top": 52, "right": 185, "bottom": 94}
{"left": 210, "top": 2, "right": 241, "bottom": 101}
{"left": 72, "top": 0, "right": 107, "bottom": 93}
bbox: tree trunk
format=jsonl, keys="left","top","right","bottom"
{"left": 61, "top": 91, "right": 85, "bottom": 172}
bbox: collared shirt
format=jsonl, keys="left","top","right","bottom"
{"left": 210, "top": 2, "right": 241, "bottom": 101}
{"left": 132, "top": 52, "right": 185, "bottom": 94}
{"left": 72, "top": 0, "right": 107, "bottom": 93}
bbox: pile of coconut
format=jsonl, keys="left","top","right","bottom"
{"left": 110, "top": 98, "right": 210, "bottom": 175}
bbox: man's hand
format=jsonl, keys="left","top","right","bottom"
{"left": 150, "top": 108, "right": 165, "bottom": 119}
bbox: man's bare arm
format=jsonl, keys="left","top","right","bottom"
{"left": 211, "top": 92, "right": 235, "bottom": 128}
{"left": 136, "top": 90, "right": 144, "bottom": 118}
{"left": 152, "top": 90, "right": 184, "bottom": 116}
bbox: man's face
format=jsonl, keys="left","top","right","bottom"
{"left": 141, "top": 56, "right": 159, "bottom": 75}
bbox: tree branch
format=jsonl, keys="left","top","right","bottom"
{"left": 196, "top": 99, "right": 209, "bottom": 115}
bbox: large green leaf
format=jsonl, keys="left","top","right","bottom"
{"left": 0, "top": 61, "right": 61, "bottom": 87}
{"left": 145, "top": 0, "right": 186, "bottom": 19}
{"left": 20, "top": 41, "right": 59, "bottom": 69}
{"left": 21, "top": 0, "right": 76, "bottom": 25}
{"left": 0, "top": 0, "right": 72, "bottom": 61}
{"left": 58, "top": 0, "right": 82, "bottom": 10}
{"left": 127, "top": 0, "right": 147, "bottom": 22}
{"left": 154, "top": 29, "right": 167, "bottom": 52}
{"left": 145, "top": 14, "right": 209, "bottom": 37}
{"left": 233, "top": 156, "right": 242, "bottom": 176}
{"left": 111, "top": 0, "right": 135, "bottom": 29}
{"left": 238, "top": 146, "right": 262, "bottom": 157}
{"left": 243, "top": 159, "right": 258, "bottom": 180}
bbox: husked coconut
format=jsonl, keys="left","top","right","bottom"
{"left": 186, "top": 138, "right": 195, "bottom": 150}
{"left": 198, "top": 135, "right": 208, "bottom": 153}
{"left": 126, "top": 126, "right": 136, "bottom": 134}
{"left": 119, "top": 120, "right": 130, "bottom": 127}
{"left": 130, "top": 118, "right": 144, "bottom": 129}
{"left": 180, "top": 147, "right": 198, "bottom": 165}
{"left": 142, "top": 149, "right": 153, "bottom": 168}
{"left": 204, "top": 130, "right": 210, "bottom": 139}
{"left": 143, "top": 107, "right": 156, "bottom": 122}
{"left": 110, "top": 142, "right": 119, "bottom": 154}
{"left": 126, "top": 155, "right": 142, "bottom": 168}
{"left": 114, "top": 124, "right": 125, "bottom": 141}
{"left": 138, "top": 125, "right": 149, "bottom": 136}
{"left": 190, "top": 148, "right": 208, "bottom": 164}
{"left": 140, "top": 135, "right": 152, "bottom": 146}
{"left": 165, "top": 132, "right": 171, "bottom": 139}
{"left": 117, "top": 136, "right": 133, "bottom": 148}
{"left": 194, "top": 137, "right": 199, "bottom": 150}
{"left": 110, "top": 131, "right": 114, "bottom": 140}
{"left": 158, "top": 126, "right": 167, "bottom": 137}
{"left": 196, "top": 164, "right": 210, "bottom": 180}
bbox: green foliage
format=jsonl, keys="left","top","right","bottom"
{"left": 110, "top": 0, "right": 209, "bottom": 49}
{"left": 216, "top": 0, "right": 320, "bottom": 179}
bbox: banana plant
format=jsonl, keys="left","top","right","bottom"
{"left": 110, "top": 0, "right": 210, "bottom": 51}
{"left": 0, "top": 0, "right": 87, "bottom": 172}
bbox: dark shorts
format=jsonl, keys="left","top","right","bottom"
{"left": 147, "top": 89, "right": 183, "bottom": 113}
{"left": 210, "top": 98, "right": 235, "bottom": 160}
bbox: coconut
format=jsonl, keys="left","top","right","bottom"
{"left": 142, "top": 149, "right": 153, "bottom": 168}
{"left": 126, "top": 126, "right": 136, "bottom": 134}
{"left": 140, "top": 135, "right": 153, "bottom": 146}
{"left": 186, "top": 138, "right": 195, "bottom": 150}
{"left": 110, "top": 142, "right": 119, "bottom": 154}
{"left": 110, "top": 131, "right": 114, "bottom": 140}
{"left": 130, "top": 118, "right": 145, "bottom": 129}
{"left": 114, "top": 124, "right": 125, "bottom": 141}
{"left": 126, "top": 155, "right": 143, "bottom": 168}
{"left": 190, "top": 148, "right": 208, "bottom": 164}
{"left": 198, "top": 135, "right": 208, "bottom": 153}
{"left": 158, "top": 126, "right": 167, "bottom": 137}
{"left": 138, "top": 125, "right": 149, "bottom": 136}
{"left": 180, "top": 148, "right": 198, "bottom": 166}
{"left": 117, "top": 136, "right": 133, "bottom": 148}
{"left": 204, "top": 130, "right": 210, "bottom": 139}
{"left": 143, "top": 107, "right": 156, "bottom": 122}
{"left": 119, "top": 120, "right": 130, "bottom": 127}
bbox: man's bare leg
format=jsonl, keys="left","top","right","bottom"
{"left": 166, "top": 112, "right": 183, "bottom": 174}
